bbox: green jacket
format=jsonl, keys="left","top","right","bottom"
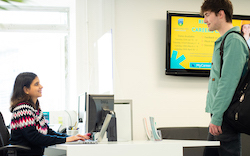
{"left": 206, "top": 27, "right": 249, "bottom": 126}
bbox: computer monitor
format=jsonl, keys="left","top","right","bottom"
{"left": 85, "top": 93, "right": 117, "bottom": 141}
{"left": 78, "top": 93, "right": 86, "bottom": 123}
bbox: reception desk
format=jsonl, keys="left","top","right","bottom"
{"left": 45, "top": 140, "right": 219, "bottom": 156}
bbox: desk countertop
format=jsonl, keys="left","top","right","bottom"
{"left": 46, "top": 139, "right": 219, "bottom": 156}
{"left": 51, "top": 139, "right": 220, "bottom": 150}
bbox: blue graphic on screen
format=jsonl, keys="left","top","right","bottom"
{"left": 178, "top": 18, "right": 183, "bottom": 26}
{"left": 170, "top": 50, "right": 185, "bottom": 69}
{"left": 190, "top": 63, "right": 211, "bottom": 68}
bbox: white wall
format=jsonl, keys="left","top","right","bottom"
{"left": 113, "top": 0, "right": 250, "bottom": 140}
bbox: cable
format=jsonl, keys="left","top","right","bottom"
{"left": 64, "top": 110, "right": 72, "bottom": 126}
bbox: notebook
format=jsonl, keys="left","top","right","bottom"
{"left": 66, "top": 114, "right": 112, "bottom": 144}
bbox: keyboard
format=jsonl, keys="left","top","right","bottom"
{"left": 66, "top": 140, "right": 98, "bottom": 144}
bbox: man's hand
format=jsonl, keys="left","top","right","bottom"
{"left": 209, "top": 123, "right": 222, "bottom": 136}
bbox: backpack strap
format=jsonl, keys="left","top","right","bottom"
{"left": 219, "top": 31, "right": 249, "bottom": 77}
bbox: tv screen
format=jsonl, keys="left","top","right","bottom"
{"left": 166, "top": 11, "right": 250, "bottom": 76}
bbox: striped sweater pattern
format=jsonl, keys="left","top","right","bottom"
{"left": 11, "top": 102, "right": 48, "bottom": 135}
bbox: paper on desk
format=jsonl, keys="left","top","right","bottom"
{"left": 149, "top": 117, "right": 161, "bottom": 141}
{"left": 143, "top": 118, "right": 151, "bottom": 140}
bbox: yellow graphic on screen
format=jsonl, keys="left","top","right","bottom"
{"left": 170, "top": 16, "right": 242, "bottom": 70}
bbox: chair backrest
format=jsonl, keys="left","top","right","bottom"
{"left": 0, "top": 112, "right": 10, "bottom": 156}
{"left": 0, "top": 112, "right": 10, "bottom": 147}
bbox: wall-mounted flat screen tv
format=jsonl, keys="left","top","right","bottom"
{"left": 166, "top": 11, "right": 250, "bottom": 76}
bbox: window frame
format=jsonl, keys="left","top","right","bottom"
{"left": 0, "top": 6, "right": 70, "bottom": 124}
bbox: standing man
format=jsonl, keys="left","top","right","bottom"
{"left": 200, "top": 0, "right": 249, "bottom": 156}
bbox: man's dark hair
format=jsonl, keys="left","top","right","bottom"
{"left": 200, "top": 0, "right": 233, "bottom": 23}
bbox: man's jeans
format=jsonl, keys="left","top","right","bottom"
{"left": 203, "top": 116, "right": 241, "bottom": 156}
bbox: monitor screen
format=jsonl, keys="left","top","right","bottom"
{"left": 166, "top": 11, "right": 250, "bottom": 76}
{"left": 86, "top": 94, "right": 114, "bottom": 132}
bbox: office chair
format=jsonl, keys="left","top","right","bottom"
{"left": 0, "top": 112, "right": 30, "bottom": 156}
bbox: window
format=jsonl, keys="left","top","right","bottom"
{"left": 0, "top": 7, "right": 69, "bottom": 124}
{"left": 97, "top": 30, "right": 113, "bottom": 93}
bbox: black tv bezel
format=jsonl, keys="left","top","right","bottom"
{"left": 165, "top": 11, "right": 250, "bottom": 77}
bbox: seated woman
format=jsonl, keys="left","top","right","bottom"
{"left": 9, "top": 72, "right": 89, "bottom": 156}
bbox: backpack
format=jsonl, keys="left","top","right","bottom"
{"left": 220, "top": 31, "right": 250, "bottom": 134}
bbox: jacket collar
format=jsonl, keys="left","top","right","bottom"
{"left": 215, "top": 26, "right": 240, "bottom": 43}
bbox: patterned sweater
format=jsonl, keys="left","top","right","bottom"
{"left": 10, "top": 102, "right": 67, "bottom": 156}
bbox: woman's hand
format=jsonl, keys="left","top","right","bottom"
{"left": 66, "top": 134, "right": 90, "bottom": 142}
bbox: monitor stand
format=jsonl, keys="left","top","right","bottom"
{"left": 107, "top": 116, "right": 117, "bottom": 141}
